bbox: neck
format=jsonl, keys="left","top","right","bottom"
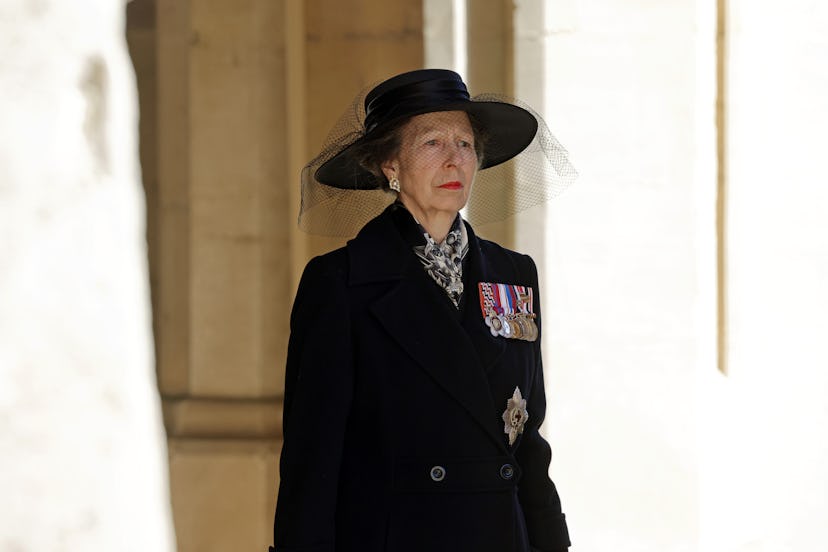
{"left": 401, "top": 203, "right": 458, "bottom": 243}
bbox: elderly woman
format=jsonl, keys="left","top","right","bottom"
{"left": 269, "top": 69, "right": 573, "bottom": 552}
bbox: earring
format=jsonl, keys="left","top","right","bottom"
{"left": 389, "top": 176, "right": 400, "bottom": 192}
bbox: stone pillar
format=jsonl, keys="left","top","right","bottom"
{"left": 1, "top": 0, "right": 174, "bottom": 550}
{"left": 301, "top": 0, "right": 426, "bottom": 261}
{"left": 137, "top": 0, "right": 424, "bottom": 550}
{"left": 151, "top": 0, "right": 288, "bottom": 550}
{"left": 466, "top": 0, "right": 514, "bottom": 93}
{"left": 465, "top": 0, "right": 517, "bottom": 247}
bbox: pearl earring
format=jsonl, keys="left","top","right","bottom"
{"left": 389, "top": 176, "right": 400, "bottom": 192}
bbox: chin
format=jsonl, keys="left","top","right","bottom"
{"left": 437, "top": 192, "right": 470, "bottom": 209}
{"left": 433, "top": 199, "right": 467, "bottom": 216}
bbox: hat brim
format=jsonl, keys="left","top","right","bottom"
{"left": 315, "top": 101, "right": 538, "bottom": 190}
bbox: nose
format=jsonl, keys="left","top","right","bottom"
{"left": 445, "top": 143, "right": 469, "bottom": 166}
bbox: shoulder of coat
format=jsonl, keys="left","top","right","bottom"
{"left": 477, "top": 238, "right": 537, "bottom": 279}
{"left": 301, "top": 247, "right": 350, "bottom": 287}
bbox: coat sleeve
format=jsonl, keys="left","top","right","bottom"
{"left": 515, "top": 255, "right": 571, "bottom": 552}
{"left": 270, "top": 254, "right": 354, "bottom": 552}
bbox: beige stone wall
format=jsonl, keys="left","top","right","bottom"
{"left": 464, "top": 0, "right": 517, "bottom": 246}
{"left": 300, "top": 0, "right": 426, "bottom": 262}
{"left": 128, "top": 1, "right": 423, "bottom": 550}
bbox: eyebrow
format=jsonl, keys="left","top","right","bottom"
{"left": 413, "top": 125, "right": 474, "bottom": 138}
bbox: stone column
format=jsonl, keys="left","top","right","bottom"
{"left": 1, "top": 0, "right": 174, "bottom": 550}
{"left": 141, "top": 1, "right": 424, "bottom": 550}
{"left": 466, "top": 0, "right": 517, "bottom": 247}
{"left": 152, "top": 0, "right": 288, "bottom": 550}
{"left": 300, "top": 0, "right": 426, "bottom": 261}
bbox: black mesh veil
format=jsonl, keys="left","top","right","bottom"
{"left": 298, "top": 87, "right": 577, "bottom": 237}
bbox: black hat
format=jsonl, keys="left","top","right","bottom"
{"left": 299, "top": 69, "right": 576, "bottom": 237}
{"left": 315, "top": 69, "right": 539, "bottom": 190}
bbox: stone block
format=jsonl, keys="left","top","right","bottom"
{"left": 170, "top": 439, "right": 280, "bottom": 552}
{"left": 157, "top": 203, "right": 191, "bottom": 394}
{"left": 189, "top": 0, "right": 285, "bottom": 198}
{"left": 261, "top": 238, "right": 290, "bottom": 395}
{"left": 163, "top": 398, "right": 283, "bottom": 439}
{"left": 191, "top": 236, "right": 262, "bottom": 396}
{"left": 305, "top": 0, "right": 424, "bottom": 151}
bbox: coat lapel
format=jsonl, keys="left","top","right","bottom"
{"left": 458, "top": 222, "right": 506, "bottom": 375}
{"left": 349, "top": 207, "right": 508, "bottom": 454}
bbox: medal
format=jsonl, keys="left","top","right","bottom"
{"left": 502, "top": 386, "right": 529, "bottom": 446}
{"left": 478, "top": 282, "right": 538, "bottom": 342}
{"left": 500, "top": 316, "right": 512, "bottom": 338}
{"left": 524, "top": 316, "right": 538, "bottom": 341}
{"left": 485, "top": 312, "right": 503, "bottom": 336}
{"left": 510, "top": 315, "right": 525, "bottom": 339}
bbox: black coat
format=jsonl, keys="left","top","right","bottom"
{"left": 270, "top": 205, "right": 570, "bottom": 552}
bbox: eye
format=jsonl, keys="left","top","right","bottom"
{"left": 458, "top": 139, "right": 473, "bottom": 148}
{"left": 425, "top": 138, "right": 440, "bottom": 146}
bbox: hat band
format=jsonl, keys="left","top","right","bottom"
{"left": 364, "top": 77, "right": 471, "bottom": 134}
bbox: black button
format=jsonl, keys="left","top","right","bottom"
{"left": 500, "top": 463, "right": 514, "bottom": 480}
{"left": 430, "top": 465, "right": 446, "bottom": 482}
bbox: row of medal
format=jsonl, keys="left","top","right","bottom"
{"left": 478, "top": 282, "right": 539, "bottom": 342}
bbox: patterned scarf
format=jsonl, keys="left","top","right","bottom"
{"left": 413, "top": 215, "right": 469, "bottom": 308}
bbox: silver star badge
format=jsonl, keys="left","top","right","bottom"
{"left": 502, "top": 386, "right": 529, "bottom": 446}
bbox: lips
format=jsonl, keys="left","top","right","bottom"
{"left": 438, "top": 181, "right": 463, "bottom": 190}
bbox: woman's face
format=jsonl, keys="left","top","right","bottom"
{"left": 383, "top": 110, "right": 478, "bottom": 223}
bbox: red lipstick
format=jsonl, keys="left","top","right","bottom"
{"left": 438, "top": 181, "right": 463, "bottom": 190}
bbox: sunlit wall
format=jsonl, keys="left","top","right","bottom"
{"left": 702, "top": 1, "right": 828, "bottom": 550}
{"left": 525, "top": 1, "right": 710, "bottom": 550}
{"left": 513, "top": 1, "right": 828, "bottom": 551}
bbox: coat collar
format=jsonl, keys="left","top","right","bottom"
{"left": 347, "top": 205, "right": 510, "bottom": 454}
{"left": 347, "top": 203, "right": 415, "bottom": 286}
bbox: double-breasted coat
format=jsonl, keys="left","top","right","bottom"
{"left": 270, "top": 204, "right": 570, "bottom": 552}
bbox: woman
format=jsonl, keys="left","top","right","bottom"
{"left": 269, "top": 69, "right": 574, "bottom": 552}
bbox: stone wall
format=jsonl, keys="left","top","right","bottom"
{"left": 128, "top": 1, "right": 424, "bottom": 549}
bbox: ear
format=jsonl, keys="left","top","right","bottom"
{"left": 380, "top": 159, "right": 398, "bottom": 182}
